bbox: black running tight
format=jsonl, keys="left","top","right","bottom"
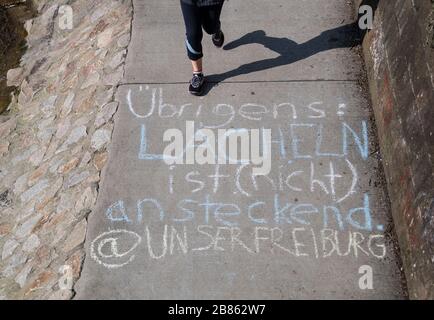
{"left": 180, "top": 0, "right": 224, "bottom": 60}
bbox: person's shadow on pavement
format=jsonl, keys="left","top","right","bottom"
{"left": 203, "top": 22, "right": 362, "bottom": 94}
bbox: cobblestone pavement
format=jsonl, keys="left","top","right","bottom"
{"left": 0, "top": 0, "right": 132, "bottom": 299}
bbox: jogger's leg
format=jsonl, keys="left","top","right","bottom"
{"left": 180, "top": 1, "right": 203, "bottom": 61}
{"left": 202, "top": 4, "right": 225, "bottom": 48}
{"left": 180, "top": 2, "right": 205, "bottom": 95}
{"left": 201, "top": 3, "right": 224, "bottom": 35}
{"left": 191, "top": 59, "right": 203, "bottom": 73}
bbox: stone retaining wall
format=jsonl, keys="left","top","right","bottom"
{"left": 356, "top": 0, "right": 434, "bottom": 299}
{"left": 0, "top": 0, "right": 133, "bottom": 299}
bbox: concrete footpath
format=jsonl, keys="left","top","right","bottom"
{"left": 75, "top": 0, "right": 406, "bottom": 299}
